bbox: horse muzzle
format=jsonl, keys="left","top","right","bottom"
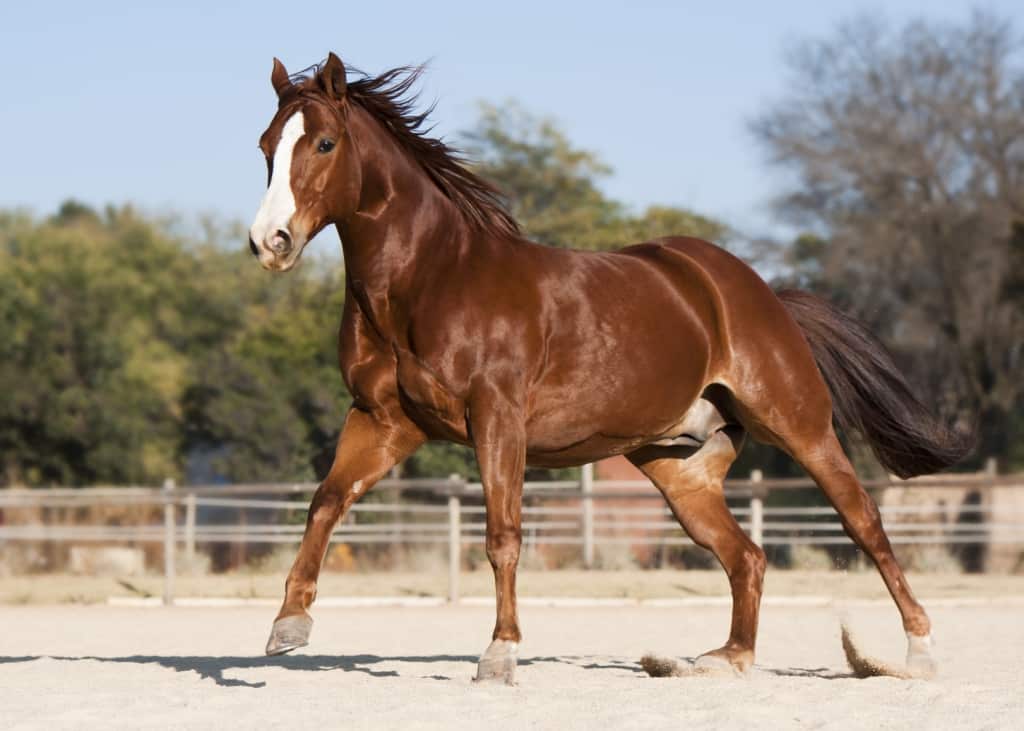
{"left": 249, "top": 225, "right": 306, "bottom": 272}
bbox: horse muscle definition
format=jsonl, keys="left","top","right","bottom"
{"left": 248, "top": 53, "right": 970, "bottom": 683}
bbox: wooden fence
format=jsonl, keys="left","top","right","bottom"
{"left": 1, "top": 466, "right": 1023, "bottom": 604}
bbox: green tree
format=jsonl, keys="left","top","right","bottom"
{"left": 0, "top": 204, "right": 351, "bottom": 486}
{"left": 180, "top": 249, "right": 350, "bottom": 483}
{"left": 0, "top": 206, "right": 190, "bottom": 484}
{"left": 462, "top": 102, "right": 728, "bottom": 250}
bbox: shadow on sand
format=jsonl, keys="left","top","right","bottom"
{"left": 0, "top": 653, "right": 848, "bottom": 688}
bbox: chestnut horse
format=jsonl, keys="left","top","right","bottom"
{"left": 248, "top": 53, "right": 968, "bottom": 683}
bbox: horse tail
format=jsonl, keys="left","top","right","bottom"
{"left": 776, "top": 289, "right": 972, "bottom": 478}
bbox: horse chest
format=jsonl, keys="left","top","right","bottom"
{"left": 339, "top": 341, "right": 467, "bottom": 440}
{"left": 393, "top": 346, "right": 469, "bottom": 441}
{"left": 340, "top": 288, "right": 470, "bottom": 440}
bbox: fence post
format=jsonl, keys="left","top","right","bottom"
{"left": 581, "top": 463, "right": 595, "bottom": 568}
{"left": 984, "top": 457, "right": 998, "bottom": 477}
{"left": 184, "top": 492, "right": 196, "bottom": 568}
{"left": 750, "top": 469, "right": 764, "bottom": 549}
{"left": 162, "top": 478, "right": 176, "bottom": 606}
{"left": 447, "top": 475, "right": 462, "bottom": 605}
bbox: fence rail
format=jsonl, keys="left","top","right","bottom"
{"left": 2, "top": 467, "right": 1023, "bottom": 604}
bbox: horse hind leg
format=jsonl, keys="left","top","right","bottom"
{"left": 731, "top": 383, "right": 936, "bottom": 677}
{"left": 797, "top": 429, "right": 936, "bottom": 677}
{"left": 629, "top": 426, "right": 766, "bottom": 674}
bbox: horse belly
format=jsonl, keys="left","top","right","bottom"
{"left": 524, "top": 308, "right": 712, "bottom": 465}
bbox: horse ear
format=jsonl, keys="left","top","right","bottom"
{"left": 320, "top": 52, "right": 347, "bottom": 99}
{"left": 271, "top": 57, "right": 292, "bottom": 97}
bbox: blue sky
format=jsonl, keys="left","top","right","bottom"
{"left": 3, "top": 1, "right": 1021, "bottom": 243}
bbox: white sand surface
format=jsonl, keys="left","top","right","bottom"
{"left": 2, "top": 603, "right": 1022, "bottom": 729}
{"left": 5, "top": 569, "right": 1024, "bottom": 604}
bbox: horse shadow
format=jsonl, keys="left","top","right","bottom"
{"left": 0, "top": 653, "right": 456, "bottom": 688}
{"left": 0, "top": 653, "right": 849, "bottom": 688}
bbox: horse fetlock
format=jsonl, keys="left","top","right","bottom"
{"left": 473, "top": 639, "right": 518, "bottom": 685}
{"left": 284, "top": 576, "right": 318, "bottom": 609}
{"left": 901, "top": 610, "right": 932, "bottom": 638}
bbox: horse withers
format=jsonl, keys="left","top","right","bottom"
{"left": 247, "top": 52, "right": 969, "bottom": 683}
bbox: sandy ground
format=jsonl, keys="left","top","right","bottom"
{"left": 4, "top": 569, "right": 1024, "bottom": 604}
{"left": 2, "top": 603, "right": 1022, "bottom": 730}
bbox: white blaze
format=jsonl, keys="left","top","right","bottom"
{"left": 250, "top": 111, "right": 305, "bottom": 246}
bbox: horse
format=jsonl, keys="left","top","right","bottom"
{"left": 247, "top": 52, "right": 969, "bottom": 684}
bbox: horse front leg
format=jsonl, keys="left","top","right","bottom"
{"left": 469, "top": 395, "right": 526, "bottom": 685}
{"left": 265, "top": 407, "right": 424, "bottom": 655}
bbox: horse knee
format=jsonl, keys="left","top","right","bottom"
{"left": 748, "top": 544, "right": 767, "bottom": 578}
{"left": 486, "top": 528, "right": 521, "bottom": 568}
{"left": 721, "top": 540, "right": 766, "bottom": 588}
{"left": 736, "top": 543, "right": 766, "bottom": 583}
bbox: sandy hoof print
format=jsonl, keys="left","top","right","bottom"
{"left": 265, "top": 614, "right": 313, "bottom": 656}
{"left": 473, "top": 639, "right": 518, "bottom": 685}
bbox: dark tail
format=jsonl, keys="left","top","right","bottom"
{"left": 777, "top": 289, "right": 972, "bottom": 478}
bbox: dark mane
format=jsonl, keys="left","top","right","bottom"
{"left": 292, "top": 62, "right": 521, "bottom": 239}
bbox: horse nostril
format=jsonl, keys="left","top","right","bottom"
{"left": 249, "top": 237, "right": 259, "bottom": 256}
{"left": 268, "top": 229, "right": 293, "bottom": 255}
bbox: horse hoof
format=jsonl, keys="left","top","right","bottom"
{"left": 265, "top": 614, "right": 313, "bottom": 656}
{"left": 906, "top": 633, "right": 937, "bottom": 679}
{"left": 473, "top": 639, "right": 518, "bottom": 685}
{"left": 694, "top": 648, "right": 750, "bottom": 676}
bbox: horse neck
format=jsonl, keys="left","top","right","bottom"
{"left": 336, "top": 104, "right": 474, "bottom": 298}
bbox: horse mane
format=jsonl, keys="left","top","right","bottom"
{"left": 289, "top": 62, "right": 521, "bottom": 239}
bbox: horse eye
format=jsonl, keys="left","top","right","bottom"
{"left": 317, "top": 139, "right": 335, "bottom": 153}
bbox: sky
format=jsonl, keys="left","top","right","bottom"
{"left": 3, "top": 1, "right": 1021, "bottom": 244}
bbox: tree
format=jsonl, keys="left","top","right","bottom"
{"left": 463, "top": 102, "right": 728, "bottom": 250}
{"left": 180, "top": 249, "right": 350, "bottom": 483}
{"left": 0, "top": 207, "right": 190, "bottom": 484}
{"left": 752, "top": 11, "right": 1024, "bottom": 466}
{"left": 0, "top": 204, "right": 351, "bottom": 486}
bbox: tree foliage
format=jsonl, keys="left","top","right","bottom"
{"left": 464, "top": 102, "right": 728, "bottom": 249}
{"left": 0, "top": 205, "right": 350, "bottom": 486}
{"left": 752, "top": 11, "right": 1024, "bottom": 466}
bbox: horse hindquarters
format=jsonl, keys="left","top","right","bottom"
{"left": 723, "top": 289, "right": 938, "bottom": 677}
